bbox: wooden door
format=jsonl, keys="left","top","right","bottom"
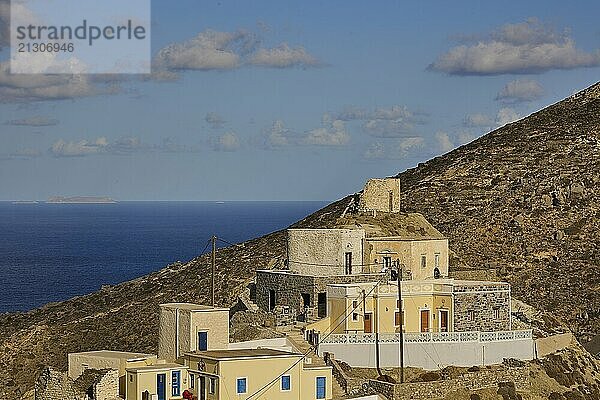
{"left": 364, "top": 313, "right": 373, "bottom": 333}
{"left": 439, "top": 310, "right": 449, "bottom": 332}
{"left": 420, "top": 310, "right": 430, "bottom": 332}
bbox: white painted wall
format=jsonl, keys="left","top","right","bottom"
{"left": 319, "top": 338, "right": 534, "bottom": 370}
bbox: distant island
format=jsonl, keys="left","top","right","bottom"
{"left": 46, "top": 196, "right": 117, "bottom": 204}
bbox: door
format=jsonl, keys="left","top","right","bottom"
{"left": 316, "top": 376, "right": 326, "bottom": 399}
{"left": 198, "top": 331, "right": 208, "bottom": 351}
{"left": 420, "top": 310, "right": 430, "bottom": 332}
{"left": 439, "top": 310, "right": 449, "bottom": 332}
{"left": 389, "top": 192, "right": 393, "bottom": 212}
{"left": 364, "top": 313, "right": 372, "bottom": 333}
{"left": 317, "top": 293, "right": 327, "bottom": 318}
{"left": 156, "top": 373, "right": 166, "bottom": 400}
{"left": 199, "top": 376, "right": 206, "bottom": 400}
{"left": 269, "top": 289, "right": 276, "bottom": 311}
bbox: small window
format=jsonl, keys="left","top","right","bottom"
{"left": 352, "top": 300, "right": 358, "bottom": 309}
{"left": 396, "top": 299, "right": 401, "bottom": 309}
{"left": 383, "top": 256, "right": 392, "bottom": 269}
{"left": 352, "top": 313, "right": 359, "bottom": 321}
{"left": 129, "top": 374, "right": 133, "bottom": 383}
{"left": 468, "top": 310, "right": 476, "bottom": 322}
{"left": 394, "top": 311, "right": 403, "bottom": 326}
{"left": 421, "top": 255, "right": 427, "bottom": 269}
{"left": 345, "top": 252, "right": 353, "bottom": 274}
{"left": 494, "top": 308, "right": 500, "bottom": 319}
{"left": 171, "top": 371, "right": 181, "bottom": 397}
{"left": 209, "top": 378, "right": 216, "bottom": 394}
{"left": 434, "top": 253, "right": 440, "bottom": 267}
{"left": 190, "top": 373, "right": 194, "bottom": 389}
{"left": 281, "top": 375, "right": 291, "bottom": 391}
{"left": 237, "top": 378, "right": 247, "bottom": 394}
{"left": 316, "top": 376, "right": 326, "bottom": 399}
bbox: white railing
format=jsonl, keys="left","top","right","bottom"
{"left": 320, "top": 330, "right": 532, "bottom": 345}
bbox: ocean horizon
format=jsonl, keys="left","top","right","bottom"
{"left": 0, "top": 200, "right": 328, "bottom": 313}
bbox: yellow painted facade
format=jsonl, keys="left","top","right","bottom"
{"left": 126, "top": 363, "right": 189, "bottom": 400}
{"left": 323, "top": 281, "right": 453, "bottom": 334}
{"left": 184, "top": 349, "right": 332, "bottom": 400}
{"left": 364, "top": 237, "right": 449, "bottom": 280}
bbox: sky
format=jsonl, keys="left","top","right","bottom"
{"left": 1, "top": 0, "right": 600, "bottom": 201}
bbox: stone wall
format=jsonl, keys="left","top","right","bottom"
{"left": 92, "top": 370, "right": 119, "bottom": 400}
{"left": 35, "top": 367, "right": 83, "bottom": 400}
{"left": 359, "top": 178, "right": 401, "bottom": 213}
{"left": 453, "top": 282, "right": 511, "bottom": 332}
{"left": 287, "top": 228, "right": 365, "bottom": 276}
{"left": 256, "top": 270, "right": 385, "bottom": 325}
{"left": 369, "top": 366, "right": 529, "bottom": 399}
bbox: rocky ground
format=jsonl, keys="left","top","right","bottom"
{"left": 1, "top": 82, "right": 600, "bottom": 399}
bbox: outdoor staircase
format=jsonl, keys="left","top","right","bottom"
{"left": 283, "top": 326, "right": 346, "bottom": 399}
{"left": 238, "top": 285, "right": 259, "bottom": 312}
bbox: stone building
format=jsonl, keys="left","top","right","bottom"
{"left": 359, "top": 178, "right": 401, "bottom": 213}
{"left": 453, "top": 280, "right": 511, "bottom": 332}
{"left": 158, "top": 303, "right": 230, "bottom": 362}
{"left": 288, "top": 228, "right": 366, "bottom": 275}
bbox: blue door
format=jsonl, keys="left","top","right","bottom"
{"left": 316, "top": 376, "right": 326, "bottom": 399}
{"left": 198, "top": 331, "right": 208, "bottom": 351}
{"left": 157, "top": 373, "right": 166, "bottom": 400}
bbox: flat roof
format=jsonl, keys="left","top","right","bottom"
{"left": 160, "top": 303, "right": 230, "bottom": 312}
{"left": 69, "top": 350, "right": 156, "bottom": 359}
{"left": 186, "top": 348, "right": 302, "bottom": 361}
{"left": 126, "top": 363, "right": 188, "bottom": 373}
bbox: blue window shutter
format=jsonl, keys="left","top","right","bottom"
{"left": 281, "top": 375, "right": 291, "bottom": 390}
{"left": 316, "top": 376, "right": 326, "bottom": 399}
{"left": 171, "top": 371, "right": 180, "bottom": 396}
{"left": 237, "top": 378, "right": 247, "bottom": 394}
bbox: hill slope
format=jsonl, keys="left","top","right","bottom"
{"left": 1, "top": 82, "right": 600, "bottom": 399}
{"left": 397, "top": 82, "right": 600, "bottom": 341}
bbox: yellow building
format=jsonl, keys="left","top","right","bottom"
{"left": 364, "top": 236, "right": 449, "bottom": 280}
{"left": 126, "top": 361, "right": 189, "bottom": 400}
{"left": 158, "top": 303, "right": 230, "bottom": 362}
{"left": 184, "top": 348, "right": 333, "bottom": 400}
{"left": 324, "top": 280, "right": 453, "bottom": 334}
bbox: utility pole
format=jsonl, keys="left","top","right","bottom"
{"left": 211, "top": 235, "right": 217, "bottom": 307}
{"left": 396, "top": 260, "right": 404, "bottom": 384}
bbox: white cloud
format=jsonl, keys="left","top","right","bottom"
{"left": 9, "top": 147, "right": 42, "bottom": 159}
{"left": 304, "top": 115, "right": 350, "bottom": 146}
{"left": 263, "top": 120, "right": 295, "bottom": 148}
{"left": 249, "top": 43, "right": 321, "bottom": 68}
{"left": 429, "top": 18, "right": 600, "bottom": 75}
{"left": 364, "top": 137, "right": 425, "bottom": 159}
{"left": 435, "top": 131, "right": 455, "bottom": 153}
{"left": 50, "top": 137, "right": 109, "bottom": 157}
{"left": 49, "top": 136, "right": 147, "bottom": 157}
{"left": 463, "top": 113, "right": 493, "bottom": 128}
{"left": 212, "top": 132, "right": 241, "bottom": 152}
{"left": 205, "top": 112, "right": 226, "bottom": 129}
{"left": 154, "top": 29, "right": 321, "bottom": 74}
{"left": 496, "top": 107, "right": 521, "bottom": 126}
{"left": 6, "top": 116, "right": 59, "bottom": 126}
{"left": 362, "top": 119, "right": 414, "bottom": 137}
{"left": 496, "top": 79, "right": 544, "bottom": 103}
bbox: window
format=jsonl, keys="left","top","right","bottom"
{"left": 383, "top": 256, "right": 392, "bottom": 269}
{"left": 209, "top": 378, "right": 216, "bottom": 394}
{"left": 171, "top": 371, "right": 181, "bottom": 397}
{"left": 352, "top": 313, "right": 359, "bottom": 321}
{"left": 198, "top": 331, "right": 208, "bottom": 351}
{"left": 190, "top": 373, "right": 194, "bottom": 389}
{"left": 396, "top": 299, "right": 401, "bottom": 309}
{"left": 421, "top": 255, "right": 427, "bottom": 269}
{"left": 468, "top": 310, "right": 476, "bottom": 322}
{"left": 316, "top": 376, "right": 326, "bottom": 399}
{"left": 494, "top": 308, "right": 500, "bottom": 319}
{"left": 394, "top": 311, "right": 403, "bottom": 326}
{"left": 345, "top": 252, "right": 352, "bottom": 274}
{"left": 281, "top": 375, "right": 291, "bottom": 391}
{"left": 434, "top": 253, "right": 440, "bottom": 267}
{"left": 129, "top": 374, "right": 133, "bottom": 383}
{"left": 236, "top": 378, "right": 247, "bottom": 394}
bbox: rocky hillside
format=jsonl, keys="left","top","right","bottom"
{"left": 396, "top": 82, "right": 600, "bottom": 343}
{"left": 1, "top": 82, "right": 600, "bottom": 399}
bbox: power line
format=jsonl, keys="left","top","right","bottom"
{"left": 245, "top": 275, "right": 389, "bottom": 400}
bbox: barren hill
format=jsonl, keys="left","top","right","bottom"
{"left": 396, "top": 82, "right": 600, "bottom": 343}
{"left": 1, "top": 82, "right": 600, "bottom": 399}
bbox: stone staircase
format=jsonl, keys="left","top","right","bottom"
{"left": 283, "top": 326, "right": 346, "bottom": 399}
{"left": 237, "top": 285, "right": 259, "bottom": 312}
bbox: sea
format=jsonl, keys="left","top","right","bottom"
{"left": 0, "top": 201, "right": 328, "bottom": 313}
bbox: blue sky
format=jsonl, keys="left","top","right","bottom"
{"left": 1, "top": 0, "right": 600, "bottom": 200}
